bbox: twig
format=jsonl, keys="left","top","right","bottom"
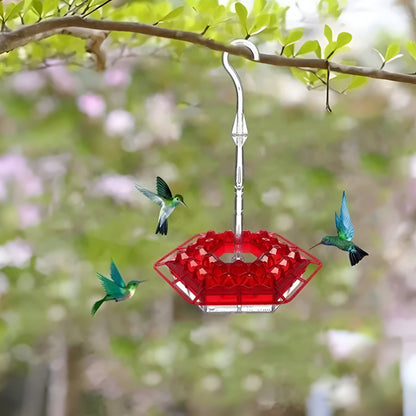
{"left": 326, "top": 63, "right": 332, "bottom": 112}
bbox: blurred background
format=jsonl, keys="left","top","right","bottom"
{"left": 1, "top": 0, "right": 416, "bottom": 415}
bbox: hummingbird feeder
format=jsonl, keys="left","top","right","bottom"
{"left": 154, "top": 40, "right": 322, "bottom": 313}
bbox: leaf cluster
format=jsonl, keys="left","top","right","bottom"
{"left": 0, "top": 0, "right": 109, "bottom": 27}
{"left": 2, "top": 1, "right": 416, "bottom": 105}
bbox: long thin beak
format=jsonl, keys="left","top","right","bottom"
{"left": 309, "top": 242, "right": 322, "bottom": 250}
{"left": 138, "top": 280, "right": 147, "bottom": 283}
{"left": 181, "top": 201, "right": 188, "bottom": 208}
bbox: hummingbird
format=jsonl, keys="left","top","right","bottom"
{"left": 91, "top": 260, "right": 145, "bottom": 316}
{"left": 135, "top": 176, "right": 187, "bottom": 235}
{"left": 310, "top": 191, "right": 368, "bottom": 266}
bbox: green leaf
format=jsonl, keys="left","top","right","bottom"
{"left": 385, "top": 42, "right": 400, "bottom": 62}
{"left": 318, "top": 0, "right": 344, "bottom": 18}
{"left": 285, "top": 28, "right": 303, "bottom": 46}
{"left": 296, "top": 40, "right": 321, "bottom": 57}
{"left": 31, "top": 0, "right": 43, "bottom": 17}
{"left": 43, "top": 0, "right": 58, "bottom": 16}
{"left": 315, "top": 43, "right": 322, "bottom": 59}
{"left": 254, "top": 25, "right": 278, "bottom": 38}
{"left": 250, "top": 25, "right": 268, "bottom": 37}
{"left": 373, "top": 48, "right": 384, "bottom": 64}
{"left": 250, "top": 13, "right": 270, "bottom": 34}
{"left": 196, "top": 0, "right": 219, "bottom": 13}
{"left": 407, "top": 40, "right": 416, "bottom": 60}
{"left": 23, "top": 0, "right": 33, "bottom": 15}
{"left": 283, "top": 43, "right": 295, "bottom": 57}
{"left": 4, "top": 1, "right": 24, "bottom": 22}
{"left": 296, "top": 40, "right": 315, "bottom": 56}
{"left": 385, "top": 54, "right": 403, "bottom": 65}
{"left": 347, "top": 76, "right": 367, "bottom": 91}
{"left": 331, "top": 73, "right": 353, "bottom": 92}
{"left": 0, "top": 2, "right": 4, "bottom": 19}
{"left": 111, "top": 336, "right": 137, "bottom": 359}
{"left": 361, "top": 153, "right": 389, "bottom": 175}
{"left": 159, "top": 6, "right": 184, "bottom": 23}
{"left": 324, "top": 24, "right": 332, "bottom": 43}
{"left": 253, "top": 0, "right": 267, "bottom": 14}
{"left": 324, "top": 41, "right": 337, "bottom": 59}
{"left": 290, "top": 67, "right": 310, "bottom": 85}
{"left": 213, "top": 5, "right": 226, "bottom": 22}
{"left": 307, "top": 167, "right": 335, "bottom": 188}
{"left": 235, "top": 2, "right": 248, "bottom": 31}
{"left": 336, "top": 32, "right": 352, "bottom": 48}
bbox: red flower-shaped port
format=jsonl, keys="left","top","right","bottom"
{"left": 154, "top": 230, "right": 322, "bottom": 313}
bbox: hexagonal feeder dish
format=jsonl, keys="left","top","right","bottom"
{"left": 154, "top": 230, "right": 322, "bottom": 313}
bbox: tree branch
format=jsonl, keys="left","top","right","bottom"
{"left": 1, "top": 16, "right": 416, "bottom": 84}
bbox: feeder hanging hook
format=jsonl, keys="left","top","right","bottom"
{"left": 222, "top": 39, "right": 260, "bottom": 144}
{"left": 222, "top": 39, "right": 260, "bottom": 257}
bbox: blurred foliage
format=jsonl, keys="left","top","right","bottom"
{"left": 0, "top": 1, "right": 415, "bottom": 416}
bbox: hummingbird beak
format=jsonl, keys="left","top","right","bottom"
{"left": 180, "top": 201, "right": 188, "bottom": 208}
{"left": 309, "top": 242, "right": 322, "bottom": 250}
{"left": 138, "top": 280, "right": 147, "bottom": 283}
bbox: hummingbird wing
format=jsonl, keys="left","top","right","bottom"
{"left": 135, "top": 183, "right": 163, "bottom": 206}
{"left": 156, "top": 176, "right": 173, "bottom": 199}
{"left": 97, "top": 273, "right": 126, "bottom": 299}
{"left": 335, "top": 191, "right": 354, "bottom": 241}
{"left": 110, "top": 260, "right": 126, "bottom": 286}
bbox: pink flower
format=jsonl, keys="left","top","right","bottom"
{"left": 91, "top": 174, "right": 135, "bottom": 203}
{"left": 105, "top": 68, "right": 131, "bottom": 87}
{"left": 145, "top": 93, "right": 181, "bottom": 142}
{"left": 18, "top": 204, "right": 41, "bottom": 228}
{"left": 11, "top": 71, "right": 46, "bottom": 95}
{"left": 327, "top": 329, "right": 375, "bottom": 361}
{"left": 104, "top": 109, "right": 135, "bottom": 137}
{"left": 77, "top": 93, "right": 106, "bottom": 118}
{"left": 0, "top": 154, "right": 29, "bottom": 177}
{"left": 0, "top": 239, "right": 32, "bottom": 269}
{"left": 0, "top": 154, "right": 43, "bottom": 199}
{"left": 43, "top": 60, "right": 77, "bottom": 94}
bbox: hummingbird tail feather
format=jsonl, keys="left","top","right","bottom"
{"left": 156, "top": 220, "right": 168, "bottom": 235}
{"left": 349, "top": 245, "right": 368, "bottom": 266}
{"left": 91, "top": 297, "right": 106, "bottom": 316}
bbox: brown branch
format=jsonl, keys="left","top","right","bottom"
{"left": 72, "top": 27, "right": 108, "bottom": 71}
{"left": 1, "top": 16, "right": 416, "bottom": 85}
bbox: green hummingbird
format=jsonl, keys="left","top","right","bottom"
{"left": 91, "top": 260, "right": 145, "bottom": 316}
{"left": 135, "top": 176, "right": 187, "bottom": 235}
{"left": 310, "top": 191, "right": 368, "bottom": 266}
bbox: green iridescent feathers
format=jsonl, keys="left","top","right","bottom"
{"left": 156, "top": 176, "right": 173, "bottom": 199}
{"left": 335, "top": 191, "right": 355, "bottom": 241}
{"left": 311, "top": 191, "right": 368, "bottom": 266}
{"left": 135, "top": 176, "right": 186, "bottom": 235}
{"left": 91, "top": 260, "right": 143, "bottom": 316}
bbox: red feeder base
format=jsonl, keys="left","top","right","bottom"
{"left": 154, "top": 230, "right": 322, "bottom": 313}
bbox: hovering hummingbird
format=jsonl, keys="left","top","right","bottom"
{"left": 310, "top": 191, "right": 368, "bottom": 266}
{"left": 135, "top": 176, "right": 187, "bottom": 235}
{"left": 91, "top": 260, "right": 145, "bottom": 316}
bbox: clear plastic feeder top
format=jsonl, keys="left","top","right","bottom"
{"left": 154, "top": 230, "right": 322, "bottom": 313}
